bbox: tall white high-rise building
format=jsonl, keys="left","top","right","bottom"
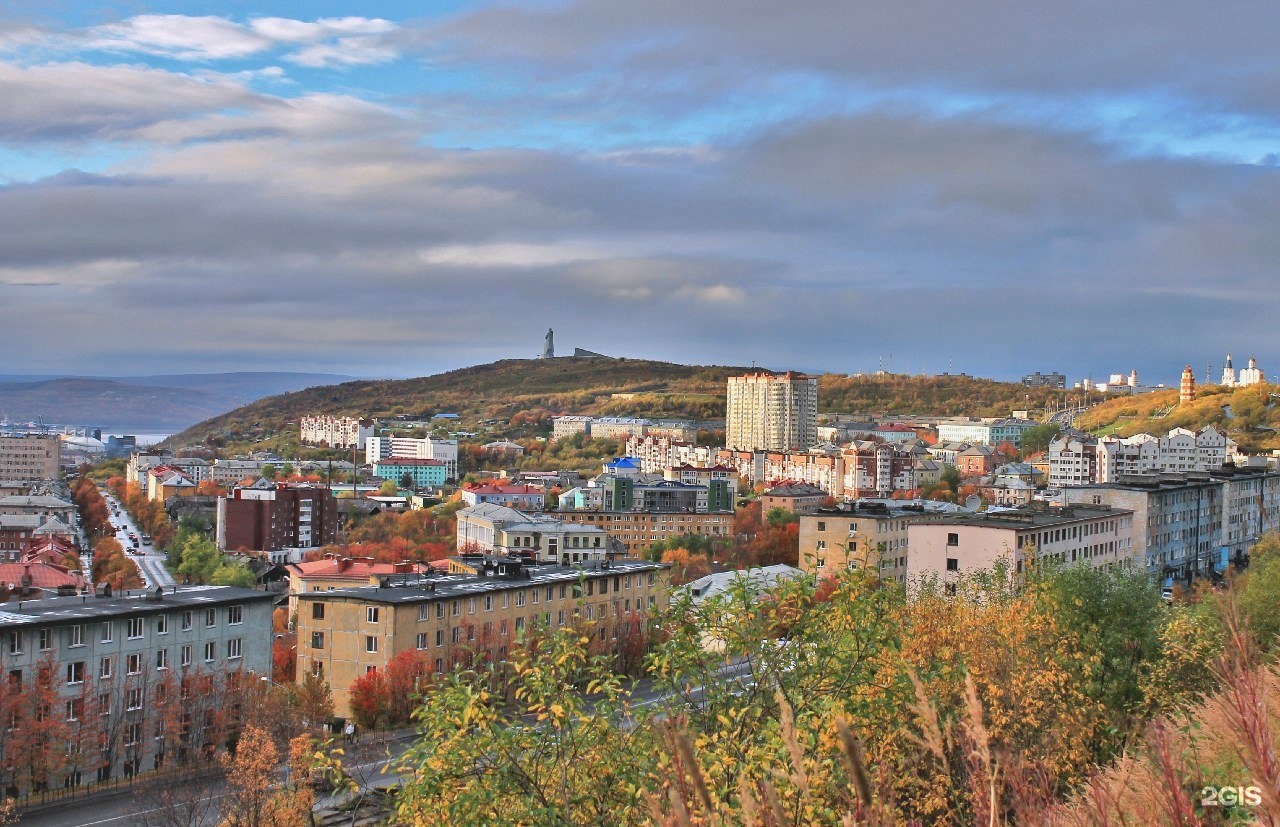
{"left": 725, "top": 371, "right": 818, "bottom": 452}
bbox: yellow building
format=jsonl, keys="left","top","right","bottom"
{"left": 297, "top": 558, "right": 669, "bottom": 717}
{"left": 555, "top": 510, "right": 732, "bottom": 555}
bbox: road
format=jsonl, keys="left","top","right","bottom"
{"left": 19, "top": 738, "right": 413, "bottom": 827}
{"left": 101, "top": 491, "right": 175, "bottom": 589}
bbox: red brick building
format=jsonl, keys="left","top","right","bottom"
{"left": 216, "top": 482, "right": 340, "bottom": 554}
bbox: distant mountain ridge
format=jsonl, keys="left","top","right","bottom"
{"left": 0, "top": 372, "right": 357, "bottom": 431}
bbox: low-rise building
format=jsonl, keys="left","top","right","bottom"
{"left": 0, "top": 433, "right": 61, "bottom": 481}
{"left": 373, "top": 458, "right": 449, "bottom": 489}
{"left": 761, "top": 482, "right": 829, "bottom": 515}
{"left": 906, "top": 505, "right": 1136, "bottom": 587}
{"left": 555, "top": 510, "right": 733, "bottom": 556}
{"left": 682, "top": 565, "right": 806, "bottom": 604}
{"left": 296, "top": 559, "right": 669, "bottom": 716}
{"left": 456, "top": 504, "right": 612, "bottom": 563}
{"left": 216, "top": 482, "right": 340, "bottom": 557}
{"left": 460, "top": 483, "right": 546, "bottom": 510}
{"left": 798, "top": 501, "right": 953, "bottom": 584}
{"left": 366, "top": 436, "right": 459, "bottom": 480}
{"left": 0, "top": 493, "right": 76, "bottom": 523}
{"left": 284, "top": 555, "right": 432, "bottom": 615}
{"left": 1059, "top": 466, "right": 1280, "bottom": 583}
{"left": 936, "top": 418, "right": 1038, "bottom": 448}
{"left": 0, "top": 585, "right": 273, "bottom": 795}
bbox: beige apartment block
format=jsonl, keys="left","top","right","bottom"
{"left": 296, "top": 558, "right": 669, "bottom": 717}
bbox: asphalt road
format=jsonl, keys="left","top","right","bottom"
{"left": 101, "top": 491, "right": 175, "bottom": 589}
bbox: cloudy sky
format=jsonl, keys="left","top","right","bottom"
{"left": 2, "top": 1, "right": 1278, "bottom": 384}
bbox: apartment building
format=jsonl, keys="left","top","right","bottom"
{"left": 906, "top": 505, "right": 1136, "bottom": 587}
{"left": 0, "top": 585, "right": 273, "bottom": 794}
{"left": 935, "top": 418, "right": 1038, "bottom": 448}
{"left": 372, "top": 458, "right": 448, "bottom": 489}
{"left": 556, "top": 510, "right": 733, "bottom": 555}
{"left": 1049, "top": 426, "right": 1236, "bottom": 488}
{"left": 284, "top": 556, "right": 432, "bottom": 615}
{"left": 0, "top": 494, "right": 75, "bottom": 523}
{"left": 625, "top": 435, "right": 716, "bottom": 473}
{"left": 216, "top": 482, "right": 340, "bottom": 557}
{"left": 761, "top": 483, "right": 829, "bottom": 515}
{"left": 1060, "top": 466, "right": 1280, "bottom": 583}
{"left": 797, "top": 501, "right": 944, "bottom": 584}
{"left": 366, "top": 436, "right": 459, "bottom": 480}
{"left": 551, "top": 416, "right": 593, "bottom": 440}
{"left": 0, "top": 434, "right": 61, "bottom": 481}
{"left": 299, "top": 416, "right": 374, "bottom": 450}
{"left": 460, "top": 483, "right": 546, "bottom": 510}
{"left": 725, "top": 372, "right": 818, "bottom": 452}
{"left": 456, "top": 503, "right": 612, "bottom": 563}
{"left": 296, "top": 558, "right": 669, "bottom": 716}
{"left": 716, "top": 441, "right": 917, "bottom": 498}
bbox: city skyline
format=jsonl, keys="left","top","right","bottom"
{"left": 2, "top": 2, "right": 1278, "bottom": 380}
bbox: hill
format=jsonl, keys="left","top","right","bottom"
{"left": 162, "top": 358, "right": 1083, "bottom": 455}
{"left": 1074, "top": 382, "right": 1280, "bottom": 451}
{"left": 0, "top": 372, "right": 356, "bottom": 432}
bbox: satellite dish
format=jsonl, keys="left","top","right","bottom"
{"left": 964, "top": 495, "right": 982, "bottom": 511}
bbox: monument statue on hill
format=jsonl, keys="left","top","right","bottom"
{"left": 542, "top": 329, "right": 554, "bottom": 359}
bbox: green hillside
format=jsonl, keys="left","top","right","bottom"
{"left": 1074, "top": 382, "right": 1280, "bottom": 451}
{"left": 162, "top": 358, "right": 1089, "bottom": 456}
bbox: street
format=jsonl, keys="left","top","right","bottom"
{"left": 100, "top": 490, "right": 175, "bottom": 589}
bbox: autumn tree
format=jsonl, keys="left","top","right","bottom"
{"left": 659, "top": 547, "right": 711, "bottom": 585}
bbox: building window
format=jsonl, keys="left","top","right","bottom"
{"left": 181, "top": 646, "right": 191, "bottom": 667}
{"left": 181, "top": 611, "right": 192, "bottom": 631}
{"left": 418, "top": 605, "right": 430, "bottom": 622}
{"left": 451, "top": 600, "right": 460, "bottom": 617}
{"left": 99, "top": 657, "right": 112, "bottom": 679}
{"left": 365, "top": 636, "right": 378, "bottom": 654}
{"left": 69, "top": 625, "right": 84, "bottom": 647}
{"left": 516, "top": 591, "right": 525, "bottom": 607}
{"left": 946, "top": 558, "right": 959, "bottom": 572}
{"left": 38, "top": 628, "right": 52, "bottom": 651}
{"left": 65, "top": 661, "right": 84, "bottom": 685}
{"left": 435, "top": 604, "right": 444, "bottom": 619}
{"left": 125, "top": 722, "right": 142, "bottom": 745}
{"left": 435, "top": 629, "right": 444, "bottom": 647}
{"left": 227, "top": 639, "right": 242, "bottom": 660}
{"left": 451, "top": 628, "right": 461, "bottom": 645}
{"left": 311, "top": 632, "right": 325, "bottom": 649}
{"left": 946, "top": 533, "right": 959, "bottom": 547}
{"left": 228, "top": 605, "right": 243, "bottom": 625}
{"left": 126, "top": 654, "right": 142, "bottom": 675}
{"left": 126, "top": 689, "right": 143, "bottom": 711}
{"left": 416, "top": 633, "right": 428, "bottom": 650}
{"left": 312, "top": 603, "right": 325, "bottom": 620}
{"left": 205, "top": 609, "right": 216, "bottom": 628}
{"left": 127, "top": 618, "right": 144, "bottom": 639}
{"left": 366, "top": 607, "right": 380, "bottom": 624}
{"left": 203, "top": 642, "right": 215, "bottom": 663}
{"left": 100, "top": 622, "right": 113, "bottom": 643}
{"left": 155, "top": 649, "right": 169, "bottom": 670}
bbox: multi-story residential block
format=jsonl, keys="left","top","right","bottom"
{"left": 457, "top": 504, "right": 611, "bottom": 563}
{"left": 716, "top": 441, "right": 918, "bottom": 499}
{"left": 209, "top": 459, "right": 268, "bottom": 485}
{"left": 296, "top": 558, "right": 669, "bottom": 717}
{"left": 956, "top": 445, "right": 1001, "bottom": 477}
{"left": 372, "top": 458, "right": 449, "bottom": 489}
{"left": 146, "top": 465, "right": 197, "bottom": 503}
{"left": 926, "top": 441, "right": 972, "bottom": 465}
{"left": 906, "top": 505, "right": 1136, "bottom": 586}
{"left": 662, "top": 464, "right": 738, "bottom": 497}
{"left": 0, "top": 493, "right": 75, "bottom": 523}
{"left": 366, "top": 436, "right": 459, "bottom": 480}
{"left": 284, "top": 556, "right": 432, "bottom": 615}
{"left": 593, "top": 476, "right": 734, "bottom": 514}
{"left": 725, "top": 372, "right": 818, "bottom": 452}
{"left": 460, "top": 483, "right": 546, "bottom": 510}
{"left": 0, "top": 433, "right": 61, "bottom": 481}
{"left": 216, "top": 482, "right": 340, "bottom": 559}
{"left": 1059, "top": 467, "right": 1280, "bottom": 583}
{"left": 300, "top": 416, "right": 374, "bottom": 450}
{"left": 590, "top": 418, "right": 654, "bottom": 441}
{"left": 0, "top": 514, "right": 77, "bottom": 554}
{"left": 1049, "top": 426, "right": 1236, "bottom": 488}
{"left": 551, "top": 416, "right": 594, "bottom": 440}
{"left": 555, "top": 510, "right": 733, "bottom": 556}
{"left": 625, "top": 435, "right": 716, "bottom": 472}
{"left": 935, "top": 418, "right": 1038, "bottom": 448}
{"left": 797, "top": 500, "right": 958, "bottom": 585}
{"left": 762, "top": 482, "right": 830, "bottom": 515}
{"left": 0, "top": 585, "right": 273, "bottom": 794}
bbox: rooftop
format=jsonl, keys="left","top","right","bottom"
{"left": 915, "top": 504, "right": 1132, "bottom": 530}
{"left": 297, "top": 559, "right": 665, "bottom": 605}
{"left": 0, "top": 585, "right": 271, "bottom": 627}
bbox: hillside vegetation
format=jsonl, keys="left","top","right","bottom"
{"left": 1075, "top": 382, "right": 1280, "bottom": 451}
{"left": 163, "top": 358, "right": 1088, "bottom": 455}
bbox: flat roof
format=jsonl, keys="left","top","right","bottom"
{"left": 914, "top": 505, "right": 1132, "bottom": 530}
{"left": 298, "top": 560, "right": 666, "bottom": 605}
{"left": 0, "top": 585, "right": 272, "bottom": 628}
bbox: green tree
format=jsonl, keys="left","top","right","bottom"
{"left": 939, "top": 463, "right": 961, "bottom": 489}
{"left": 380, "top": 479, "right": 400, "bottom": 496}
{"left": 765, "top": 506, "right": 798, "bottom": 526}
{"left": 261, "top": 463, "right": 278, "bottom": 480}
{"left": 1237, "top": 532, "right": 1280, "bottom": 649}
{"left": 1020, "top": 422, "right": 1062, "bottom": 455}
{"left": 211, "top": 562, "right": 256, "bottom": 588}
{"left": 177, "top": 535, "right": 222, "bottom": 584}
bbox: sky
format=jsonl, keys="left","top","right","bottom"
{"left": 2, "top": 2, "right": 1279, "bottom": 384}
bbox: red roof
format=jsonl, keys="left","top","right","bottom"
{"left": 288, "top": 556, "right": 428, "bottom": 580}
{"left": 463, "top": 483, "right": 543, "bottom": 495}
{"left": 0, "top": 561, "right": 84, "bottom": 591}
